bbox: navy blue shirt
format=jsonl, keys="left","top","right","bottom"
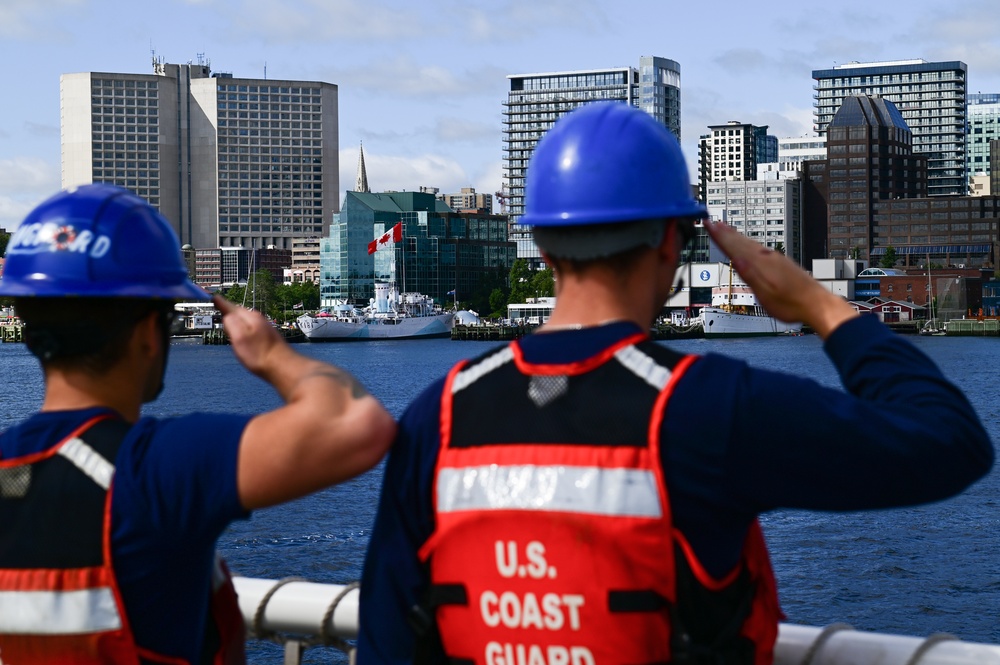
{"left": 0, "top": 407, "right": 250, "bottom": 664}
{"left": 357, "top": 315, "right": 993, "bottom": 664}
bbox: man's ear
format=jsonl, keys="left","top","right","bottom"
{"left": 132, "top": 310, "right": 162, "bottom": 358}
{"left": 656, "top": 219, "right": 681, "bottom": 265}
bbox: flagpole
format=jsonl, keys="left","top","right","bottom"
{"left": 400, "top": 223, "right": 406, "bottom": 295}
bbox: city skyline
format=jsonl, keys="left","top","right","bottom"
{"left": 1, "top": 0, "right": 999, "bottom": 231}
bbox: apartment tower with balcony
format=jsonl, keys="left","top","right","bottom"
{"left": 503, "top": 56, "right": 682, "bottom": 266}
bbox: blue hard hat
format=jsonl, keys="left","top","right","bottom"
{"left": 520, "top": 102, "right": 707, "bottom": 226}
{"left": 0, "top": 184, "right": 209, "bottom": 300}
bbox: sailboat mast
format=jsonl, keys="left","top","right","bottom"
{"left": 926, "top": 252, "right": 933, "bottom": 322}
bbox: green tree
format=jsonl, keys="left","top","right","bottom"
{"left": 879, "top": 246, "right": 898, "bottom": 269}
{"left": 278, "top": 280, "right": 320, "bottom": 319}
{"left": 848, "top": 246, "right": 861, "bottom": 260}
{"left": 488, "top": 287, "right": 507, "bottom": 319}
{"left": 506, "top": 260, "right": 555, "bottom": 309}
{"left": 773, "top": 242, "right": 785, "bottom": 255}
{"left": 508, "top": 259, "right": 534, "bottom": 305}
{"left": 529, "top": 266, "right": 554, "bottom": 298}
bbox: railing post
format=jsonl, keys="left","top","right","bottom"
{"left": 283, "top": 640, "right": 305, "bottom": 665}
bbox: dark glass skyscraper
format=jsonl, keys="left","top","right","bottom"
{"left": 812, "top": 59, "right": 967, "bottom": 197}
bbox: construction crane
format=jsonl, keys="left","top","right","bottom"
{"left": 494, "top": 187, "right": 508, "bottom": 215}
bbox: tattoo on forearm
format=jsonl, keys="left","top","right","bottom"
{"left": 305, "top": 367, "right": 370, "bottom": 399}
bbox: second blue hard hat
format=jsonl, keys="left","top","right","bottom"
{"left": 520, "top": 101, "right": 706, "bottom": 226}
{"left": 0, "top": 183, "right": 208, "bottom": 300}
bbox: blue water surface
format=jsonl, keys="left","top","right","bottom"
{"left": 0, "top": 333, "right": 997, "bottom": 662}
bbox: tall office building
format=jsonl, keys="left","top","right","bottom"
{"left": 812, "top": 59, "right": 968, "bottom": 196}
{"left": 968, "top": 93, "right": 1000, "bottom": 181}
{"left": 503, "top": 56, "right": 682, "bottom": 266}
{"left": 801, "top": 95, "right": 927, "bottom": 263}
{"left": 61, "top": 56, "right": 339, "bottom": 251}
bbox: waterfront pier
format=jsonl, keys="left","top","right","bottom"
{"left": 0, "top": 324, "right": 23, "bottom": 343}
{"left": 451, "top": 324, "right": 531, "bottom": 341}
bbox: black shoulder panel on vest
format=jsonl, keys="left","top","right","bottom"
{"left": 450, "top": 342, "right": 688, "bottom": 449}
{"left": 0, "top": 418, "right": 130, "bottom": 569}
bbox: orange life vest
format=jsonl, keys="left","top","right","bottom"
{"left": 0, "top": 415, "right": 245, "bottom": 665}
{"left": 419, "top": 336, "right": 781, "bottom": 665}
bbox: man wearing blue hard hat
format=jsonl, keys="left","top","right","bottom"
{"left": 357, "top": 102, "right": 991, "bottom": 664}
{"left": 0, "top": 184, "right": 396, "bottom": 663}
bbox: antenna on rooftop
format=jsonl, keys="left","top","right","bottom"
{"left": 264, "top": 61, "right": 267, "bottom": 79}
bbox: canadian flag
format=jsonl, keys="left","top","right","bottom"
{"left": 368, "top": 223, "right": 403, "bottom": 255}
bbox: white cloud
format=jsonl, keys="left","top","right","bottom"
{"left": 0, "top": 0, "right": 81, "bottom": 40}
{"left": 322, "top": 57, "right": 506, "bottom": 98}
{"left": 229, "top": 0, "right": 435, "bottom": 42}
{"left": 338, "top": 147, "right": 469, "bottom": 200}
{"left": 472, "top": 159, "right": 504, "bottom": 210}
{"left": 24, "top": 121, "right": 60, "bottom": 139}
{"left": 453, "top": 0, "right": 607, "bottom": 43}
{"left": 906, "top": 4, "right": 1000, "bottom": 79}
{"left": 0, "top": 157, "right": 60, "bottom": 230}
{"left": 432, "top": 117, "right": 498, "bottom": 144}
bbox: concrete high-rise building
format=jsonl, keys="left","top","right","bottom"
{"left": 61, "top": 56, "right": 339, "bottom": 251}
{"left": 705, "top": 178, "right": 802, "bottom": 263}
{"left": 968, "top": 93, "right": 1000, "bottom": 182}
{"left": 439, "top": 187, "right": 493, "bottom": 214}
{"left": 812, "top": 59, "right": 967, "bottom": 196}
{"left": 503, "top": 56, "right": 682, "bottom": 266}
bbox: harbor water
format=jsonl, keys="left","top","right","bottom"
{"left": 0, "top": 334, "right": 997, "bottom": 662}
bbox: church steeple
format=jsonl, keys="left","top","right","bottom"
{"left": 356, "top": 141, "right": 370, "bottom": 193}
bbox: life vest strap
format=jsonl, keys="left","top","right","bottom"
{"left": 608, "top": 589, "right": 669, "bottom": 612}
{"left": 427, "top": 583, "right": 468, "bottom": 607}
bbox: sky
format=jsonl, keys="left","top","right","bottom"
{"left": 1, "top": 0, "right": 999, "bottom": 231}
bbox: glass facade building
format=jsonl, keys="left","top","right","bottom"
{"left": 61, "top": 57, "right": 339, "bottom": 251}
{"left": 812, "top": 60, "right": 968, "bottom": 196}
{"left": 320, "top": 191, "right": 516, "bottom": 308}
{"left": 968, "top": 93, "right": 1000, "bottom": 180}
{"left": 502, "top": 56, "right": 682, "bottom": 267}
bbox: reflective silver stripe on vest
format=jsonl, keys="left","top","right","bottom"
{"left": 437, "top": 465, "right": 662, "bottom": 518}
{"left": 452, "top": 346, "right": 515, "bottom": 394}
{"left": 59, "top": 437, "right": 115, "bottom": 490}
{"left": 614, "top": 344, "right": 671, "bottom": 391}
{"left": 0, "top": 588, "right": 122, "bottom": 634}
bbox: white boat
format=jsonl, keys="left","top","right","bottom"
{"left": 698, "top": 284, "right": 802, "bottom": 338}
{"left": 296, "top": 282, "right": 454, "bottom": 341}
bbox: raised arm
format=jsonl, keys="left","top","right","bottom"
{"left": 705, "top": 220, "right": 858, "bottom": 338}
{"left": 213, "top": 296, "right": 397, "bottom": 510}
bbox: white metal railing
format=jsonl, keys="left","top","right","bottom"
{"left": 234, "top": 576, "right": 1000, "bottom": 665}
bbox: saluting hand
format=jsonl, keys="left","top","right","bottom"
{"left": 213, "top": 295, "right": 289, "bottom": 378}
{"left": 704, "top": 220, "right": 858, "bottom": 339}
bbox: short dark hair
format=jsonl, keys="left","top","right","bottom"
{"left": 14, "top": 298, "right": 175, "bottom": 373}
{"left": 538, "top": 217, "right": 696, "bottom": 275}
